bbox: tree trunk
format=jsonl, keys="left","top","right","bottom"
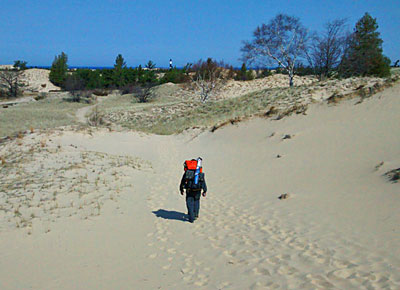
{"left": 289, "top": 74, "right": 294, "bottom": 87}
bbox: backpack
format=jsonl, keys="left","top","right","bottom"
{"left": 183, "top": 159, "right": 204, "bottom": 190}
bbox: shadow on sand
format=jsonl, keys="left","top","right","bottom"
{"left": 152, "top": 209, "right": 188, "bottom": 222}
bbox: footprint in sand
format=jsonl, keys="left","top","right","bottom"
{"left": 166, "top": 248, "right": 176, "bottom": 254}
{"left": 148, "top": 253, "right": 157, "bottom": 259}
{"left": 218, "top": 281, "right": 231, "bottom": 289}
{"left": 251, "top": 281, "right": 279, "bottom": 289}
{"left": 253, "top": 267, "right": 271, "bottom": 276}
{"left": 308, "top": 274, "right": 335, "bottom": 288}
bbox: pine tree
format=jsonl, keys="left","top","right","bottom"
{"left": 113, "top": 54, "right": 127, "bottom": 88}
{"left": 239, "top": 63, "right": 247, "bottom": 81}
{"left": 49, "top": 52, "right": 68, "bottom": 87}
{"left": 340, "top": 13, "right": 390, "bottom": 77}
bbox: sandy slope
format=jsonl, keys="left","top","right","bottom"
{"left": 0, "top": 84, "right": 399, "bottom": 289}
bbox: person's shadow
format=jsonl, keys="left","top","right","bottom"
{"left": 152, "top": 209, "right": 188, "bottom": 222}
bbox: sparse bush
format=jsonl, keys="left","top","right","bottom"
{"left": 92, "top": 89, "right": 108, "bottom": 96}
{"left": 0, "top": 69, "right": 25, "bottom": 98}
{"left": 121, "top": 84, "right": 136, "bottom": 95}
{"left": 87, "top": 106, "right": 105, "bottom": 126}
{"left": 34, "top": 92, "right": 48, "bottom": 101}
{"left": 133, "top": 84, "right": 155, "bottom": 103}
{"left": 64, "top": 90, "right": 94, "bottom": 104}
{"left": 0, "top": 89, "right": 7, "bottom": 99}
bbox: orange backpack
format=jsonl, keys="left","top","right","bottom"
{"left": 184, "top": 159, "right": 203, "bottom": 173}
{"left": 183, "top": 159, "right": 204, "bottom": 190}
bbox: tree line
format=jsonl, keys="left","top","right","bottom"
{"left": 1, "top": 12, "right": 395, "bottom": 100}
{"left": 242, "top": 12, "right": 392, "bottom": 86}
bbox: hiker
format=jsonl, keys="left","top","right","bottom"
{"left": 180, "top": 158, "right": 207, "bottom": 223}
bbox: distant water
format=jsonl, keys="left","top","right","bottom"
{"left": 29, "top": 66, "right": 272, "bottom": 70}
{"left": 29, "top": 66, "right": 114, "bottom": 70}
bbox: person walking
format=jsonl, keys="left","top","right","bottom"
{"left": 180, "top": 158, "right": 207, "bottom": 223}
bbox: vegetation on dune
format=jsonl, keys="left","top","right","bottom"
{"left": 0, "top": 69, "right": 25, "bottom": 98}
{"left": 0, "top": 11, "right": 397, "bottom": 138}
{"left": 49, "top": 52, "right": 68, "bottom": 87}
{"left": 98, "top": 86, "right": 309, "bottom": 135}
{"left": 339, "top": 13, "right": 391, "bottom": 77}
{"left": 0, "top": 98, "right": 88, "bottom": 137}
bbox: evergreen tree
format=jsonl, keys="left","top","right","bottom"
{"left": 145, "top": 60, "right": 156, "bottom": 69}
{"left": 49, "top": 52, "right": 68, "bottom": 87}
{"left": 339, "top": 13, "right": 390, "bottom": 77}
{"left": 239, "top": 63, "right": 247, "bottom": 81}
{"left": 13, "top": 60, "right": 28, "bottom": 70}
{"left": 113, "top": 54, "right": 127, "bottom": 88}
{"left": 114, "top": 54, "right": 126, "bottom": 70}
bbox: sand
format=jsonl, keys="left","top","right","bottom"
{"left": 0, "top": 83, "right": 399, "bottom": 289}
{"left": 21, "top": 69, "right": 61, "bottom": 93}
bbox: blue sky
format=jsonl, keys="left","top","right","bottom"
{"left": 0, "top": 0, "right": 399, "bottom": 67}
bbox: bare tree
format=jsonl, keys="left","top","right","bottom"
{"left": 0, "top": 69, "right": 25, "bottom": 98}
{"left": 191, "top": 58, "right": 224, "bottom": 102}
{"left": 241, "top": 14, "right": 309, "bottom": 87}
{"left": 307, "top": 19, "right": 348, "bottom": 79}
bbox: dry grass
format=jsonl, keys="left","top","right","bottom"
{"left": 0, "top": 98, "right": 88, "bottom": 138}
{"left": 1, "top": 74, "right": 398, "bottom": 138}
{"left": 100, "top": 86, "right": 308, "bottom": 135}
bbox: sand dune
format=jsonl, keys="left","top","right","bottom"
{"left": 0, "top": 84, "right": 399, "bottom": 289}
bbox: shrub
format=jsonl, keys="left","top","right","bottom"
{"left": 121, "top": 84, "right": 136, "bottom": 95}
{"left": 64, "top": 90, "right": 94, "bottom": 104}
{"left": 133, "top": 84, "right": 154, "bottom": 103}
{"left": 13, "top": 60, "right": 28, "bottom": 70}
{"left": 92, "top": 89, "right": 108, "bottom": 96}
{"left": 87, "top": 106, "right": 105, "bottom": 126}
{"left": 34, "top": 92, "right": 48, "bottom": 101}
{"left": 160, "top": 68, "right": 188, "bottom": 84}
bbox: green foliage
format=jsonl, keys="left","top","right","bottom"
{"left": 294, "top": 64, "right": 315, "bottom": 76}
{"left": 160, "top": 68, "right": 188, "bottom": 84}
{"left": 49, "top": 52, "right": 68, "bottom": 87}
{"left": 145, "top": 60, "right": 156, "bottom": 69}
{"left": 113, "top": 54, "right": 127, "bottom": 88}
{"left": 75, "top": 69, "right": 104, "bottom": 89}
{"left": 13, "top": 60, "right": 28, "bottom": 70}
{"left": 235, "top": 63, "right": 255, "bottom": 81}
{"left": 114, "top": 54, "right": 126, "bottom": 70}
{"left": 64, "top": 73, "right": 85, "bottom": 94}
{"left": 339, "top": 13, "right": 391, "bottom": 77}
{"left": 261, "top": 69, "right": 272, "bottom": 77}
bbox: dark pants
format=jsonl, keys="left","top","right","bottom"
{"left": 186, "top": 192, "right": 200, "bottom": 222}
